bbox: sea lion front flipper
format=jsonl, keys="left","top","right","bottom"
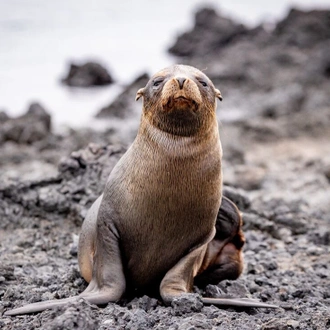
{"left": 160, "top": 229, "right": 215, "bottom": 304}
{"left": 201, "top": 297, "right": 279, "bottom": 309}
{"left": 78, "top": 194, "right": 103, "bottom": 283}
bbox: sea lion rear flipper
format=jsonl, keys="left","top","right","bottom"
{"left": 5, "top": 203, "right": 126, "bottom": 316}
{"left": 201, "top": 297, "right": 278, "bottom": 309}
{"left": 4, "top": 297, "right": 80, "bottom": 316}
{"left": 4, "top": 287, "right": 123, "bottom": 316}
{"left": 5, "top": 260, "right": 125, "bottom": 316}
{"left": 195, "top": 196, "right": 245, "bottom": 287}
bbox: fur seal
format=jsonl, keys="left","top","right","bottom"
{"left": 5, "top": 65, "right": 277, "bottom": 316}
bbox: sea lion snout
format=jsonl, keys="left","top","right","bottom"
{"left": 176, "top": 77, "right": 186, "bottom": 89}
{"left": 162, "top": 76, "right": 202, "bottom": 112}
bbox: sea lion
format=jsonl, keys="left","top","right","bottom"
{"left": 5, "top": 65, "right": 277, "bottom": 316}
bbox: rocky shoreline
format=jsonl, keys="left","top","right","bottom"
{"left": 1, "top": 7, "right": 330, "bottom": 330}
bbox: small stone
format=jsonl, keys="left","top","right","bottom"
{"left": 126, "top": 295, "right": 159, "bottom": 311}
{"left": 247, "top": 261, "right": 265, "bottom": 274}
{"left": 287, "top": 320, "right": 300, "bottom": 328}
{"left": 276, "top": 227, "right": 293, "bottom": 243}
{"left": 306, "top": 245, "right": 324, "bottom": 256}
{"left": 261, "top": 318, "right": 292, "bottom": 330}
{"left": 69, "top": 234, "right": 79, "bottom": 257}
{"left": 42, "top": 299, "right": 99, "bottom": 330}
{"left": 171, "top": 294, "right": 203, "bottom": 316}
{"left": 223, "top": 185, "right": 251, "bottom": 211}
{"left": 204, "top": 285, "right": 224, "bottom": 298}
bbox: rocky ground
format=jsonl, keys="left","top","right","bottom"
{"left": 1, "top": 6, "right": 330, "bottom": 330}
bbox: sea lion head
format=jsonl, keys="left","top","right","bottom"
{"left": 136, "top": 65, "right": 222, "bottom": 136}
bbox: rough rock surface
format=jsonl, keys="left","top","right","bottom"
{"left": 273, "top": 9, "right": 330, "bottom": 47}
{"left": 0, "top": 103, "right": 51, "bottom": 145}
{"left": 1, "top": 130, "right": 330, "bottom": 329}
{"left": 0, "top": 103, "right": 120, "bottom": 182}
{"left": 96, "top": 73, "right": 150, "bottom": 119}
{"left": 168, "top": 7, "right": 330, "bottom": 135}
{"left": 0, "top": 143, "right": 125, "bottom": 231}
{"left": 1, "top": 6, "right": 330, "bottom": 330}
{"left": 95, "top": 8, "right": 330, "bottom": 148}
{"left": 62, "top": 61, "right": 114, "bottom": 87}
{"left": 168, "top": 8, "right": 250, "bottom": 57}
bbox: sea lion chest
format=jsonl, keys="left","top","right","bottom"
{"left": 99, "top": 131, "right": 222, "bottom": 289}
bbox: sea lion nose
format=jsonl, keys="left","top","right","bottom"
{"left": 176, "top": 77, "right": 186, "bottom": 89}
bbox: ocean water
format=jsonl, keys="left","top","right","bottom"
{"left": 0, "top": 0, "right": 329, "bottom": 128}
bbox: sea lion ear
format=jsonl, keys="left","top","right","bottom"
{"left": 215, "top": 89, "right": 223, "bottom": 101}
{"left": 135, "top": 88, "right": 145, "bottom": 101}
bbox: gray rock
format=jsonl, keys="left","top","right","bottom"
{"left": 274, "top": 8, "right": 330, "bottom": 47}
{"left": 171, "top": 294, "right": 203, "bottom": 316}
{"left": 169, "top": 7, "right": 330, "bottom": 138}
{"left": 261, "top": 84, "right": 306, "bottom": 118}
{"left": 62, "top": 61, "right": 113, "bottom": 87}
{"left": 216, "top": 280, "right": 250, "bottom": 297}
{"left": 42, "top": 299, "right": 99, "bottom": 330}
{"left": 0, "top": 102, "right": 51, "bottom": 145}
{"left": 0, "top": 110, "right": 9, "bottom": 122}
{"left": 126, "top": 295, "right": 159, "bottom": 311}
{"left": 0, "top": 143, "right": 125, "bottom": 230}
{"left": 96, "top": 73, "right": 149, "bottom": 119}
{"left": 324, "top": 164, "right": 330, "bottom": 183}
{"left": 168, "top": 8, "right": 250, "bottom": 57}
{"left": 223, "top": 185, "right": 251, "bottom": 211}
{"left": 261, "top": 318, "right": 300, "bottom": 330}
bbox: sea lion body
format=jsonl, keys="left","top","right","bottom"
{"left": 109, "top": 132, "right": 220, "bottom": 290}
{"left": 79, "top": 118, "right": 221, "bottom": 291}
{"left": 80, "top": 64, "right": 223, "bottom": 301}
{"left": 5, "top": 65, "right": 277, "bottom": 316}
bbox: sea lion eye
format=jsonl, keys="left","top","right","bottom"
{"left": 200, "top": 81, "right": 208, "bottom": 87}
{"left": 153, "top": 78, "right": 164, "bottom": 88}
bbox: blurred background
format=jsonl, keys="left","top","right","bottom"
{"left": 0, "top": 0, "right": 330, "bottom": 190}
{"left": 1, "top": 0, "right": 329, "bottom": 127}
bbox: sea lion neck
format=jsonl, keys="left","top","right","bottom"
{"left": 136, "top": 116, "right": 220, "bottom": 159}
{"left": 145, "top": 110, "right": 206, "bottom": 137}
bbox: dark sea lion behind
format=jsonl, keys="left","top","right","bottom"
{"left": 5, "top": 65, "right": 277, "bottom": 316}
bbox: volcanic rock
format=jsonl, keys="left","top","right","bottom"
{"left": 62, "top": 61, "right": 113, "bottom": 87}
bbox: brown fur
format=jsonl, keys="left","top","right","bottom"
{"left": 89, "top": 65, "right": 223, "bottom": 299}
{"left": 5, "top": 65, "right": 277, "bottom": 316}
